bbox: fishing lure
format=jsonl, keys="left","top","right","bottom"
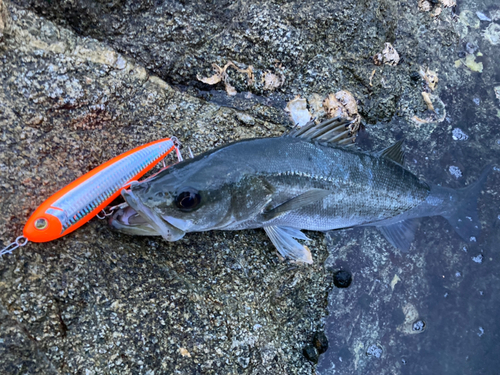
{"left": 1, "top": 137, "right": 180, "bottom": 256}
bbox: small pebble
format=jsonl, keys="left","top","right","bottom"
{"left": 303, "top": 345, "right": 319, "bottom": 363}
{"left": 313, "top": 332, "right": 329, "bottom": 354}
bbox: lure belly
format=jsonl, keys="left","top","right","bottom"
{"left": 1, "top": 137, "right": 177, "bottom": 254}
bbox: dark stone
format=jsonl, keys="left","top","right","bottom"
{"left": 313, "top": 332, "right": 329, "bottom": 354}
{"left": 333, "top": 270, "right": 352, "bottom": 288}
{"left": 303, "top": 345, "right": 319, "bottom": 363}
{"left": 410, "top": 71, "right": 421, "bottom": 82}
{"left": 457, "top": 51, "right": 466, "bottom": 58}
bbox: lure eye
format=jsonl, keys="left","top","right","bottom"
{"left": 175, "top": 188, "right": 201, "bottom": 212}
{"left": 34, "top": 218, "right": 48, "bottom": 230}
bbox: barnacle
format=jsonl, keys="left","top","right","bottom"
{"left": 286, "top": 91, "right": 361, "bottom": 142}
{"left": 285, "top": 96, "right": 311, "bottom": 127}
{"left": 441, "top": 0, "right": 456, "bottom": 7}
{"left": 335, "top": 90, "right": 358, "bottom": 118}
{"left": 484, "top": 23, "right": 500, "bottom": 46}
{"left": 382, "top": 43, "right": 400, "bottom": 65}
{"left": 262, "top": 71, "right": 285, "bottom": 91}
{"left": 419, "top": 0, "right": 455, "bottom": 17}
{"left": 197, "top": 61, "right": 254, "bottom": 96}
{"left": 323, "top": 93, "right": 345, "bottom": 119}
{"left": 373, "top": 43, "right": 399, "bottom": 66}
{"left": 373, "top": 53, "right": 383, "bottom": 66}
{"left": 397, "top": 303, "right": 425, "bottom": 335}
{"left": 418, "top": 0, "right": 432, "bottom": 12}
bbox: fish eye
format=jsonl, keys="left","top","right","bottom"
{"left": 34, "top": 218, "right": 48, "bottom": 230}
{"left": 175, "top": 188, "right": 201, "bottom": 212}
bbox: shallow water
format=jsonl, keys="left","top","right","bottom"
{"left": 318, "top": 2, "right": 500, "bottom": 373}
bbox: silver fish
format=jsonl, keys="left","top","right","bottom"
{"left": 109, "top": 119, "right": 492, "bottom": 263}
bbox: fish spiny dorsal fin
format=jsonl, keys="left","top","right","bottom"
{"left": 286, "top": 117, "right": 356, "bottom": 146}
{"left": 377, "top": 140, "right": 405, "bottom": 165}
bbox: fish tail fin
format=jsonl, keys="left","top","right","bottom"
{"left": 442, "top": 165, "right": 492, "bottom": 243}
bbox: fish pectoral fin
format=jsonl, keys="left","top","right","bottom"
{"left": 264, "top": 226, "right": 313, "bottom": 264}
{"left": 376, "top": 140, "right": 405, "bottom": 165}
{"left": 377, "top": 218, "right": 419, "bottom": 252}
{"left": 262, "top": 189, "right": 332, "bottom": 220}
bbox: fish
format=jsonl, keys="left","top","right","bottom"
{"left": 109, "top": 118, "right": 492, "bottom": 264}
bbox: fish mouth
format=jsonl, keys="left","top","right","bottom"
{"left": 117, "top": 189, "right": 186, "bottom": 241}
{"left": 108, "top": 204, "right": 160, "bottom": 236}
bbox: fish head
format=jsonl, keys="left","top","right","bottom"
{"left": 121, "top": 153, "right": 273, "bottom": 239}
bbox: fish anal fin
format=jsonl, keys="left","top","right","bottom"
{"left": 262, "top": 189, "right": 332, "bottom": 220}
{"left": 264, "top": 226, "right": 313, "bottom": 264}
{"left": 377, "top": 140, "right": 405, "bottom": 165}
{"left": 377, "top": 218, "right": 419, "bottom": 252}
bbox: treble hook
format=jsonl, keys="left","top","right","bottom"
{"left": 171, "top": 136, "right": 183, "bottom": 162}
{"left": 97, "top": 202, "right": 130, "bottom": 219}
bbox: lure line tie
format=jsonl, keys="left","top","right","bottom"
{"left": 1, "top": 236, "right": 29, "bottom": 257}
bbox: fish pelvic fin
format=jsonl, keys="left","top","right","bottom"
{"left": 377, "top": 218, "right": 420, "bottom": 252}
{"left": 441, "top": 165, "right": 493, "bottom": 244}
{"left": 264, "top": 226, "right": 313, "bottom": 264}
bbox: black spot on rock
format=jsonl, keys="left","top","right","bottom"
{"left": 333, "top": 270, "right": 352, "bottom": 288}
{"left": 410, "top": 71, "right": 421, "bottom": 82}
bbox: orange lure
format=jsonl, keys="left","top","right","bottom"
{"left": 1, "top": 137, "right": 178, "bottom": 255}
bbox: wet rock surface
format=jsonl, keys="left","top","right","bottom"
{"left": 1, "top": 0, "right": 500, "bottom": 374}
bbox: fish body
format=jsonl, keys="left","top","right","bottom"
{"left": 110, "top": 120, "right": 491, "bottom": 263}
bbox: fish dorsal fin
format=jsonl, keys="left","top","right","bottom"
{"left": 262, "top": 189, "right": 332, "bottom": 220}
{"left": 286, "top": 117, "right": 356, "bottom": 146}
{"left": 264, "top": 226, "right": 313, "bottom": 264}
{"left": 377, "top": 140, "right": 405, "bottom": 165}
